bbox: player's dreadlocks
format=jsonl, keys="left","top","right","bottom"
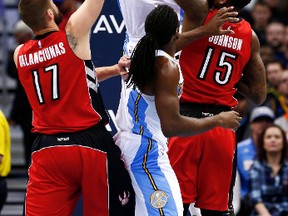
{"left": 126, "top": 5, "right": 179, "bottom": 92}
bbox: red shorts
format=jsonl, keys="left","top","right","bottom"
{"left": 26, "top": 145, "right": 108, "bottom": 216}
{"left": 168, "top": 127, "right": 236, "bottom": 211}
{"left": 25, "top": 124, "right": 135, "bottom": 216}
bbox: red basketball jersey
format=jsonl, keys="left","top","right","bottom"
{"left": 180, "top": 9, "right": 252, "bottom": 108}
{"left": 17, "top": 31, "right": 109, "bottom": 134}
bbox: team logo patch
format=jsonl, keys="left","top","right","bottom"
{"left": 119, "top": 191, "right": 130, "bottom": 206}
{"left": 150, "top": 190, "right": 168, "bottom": 209}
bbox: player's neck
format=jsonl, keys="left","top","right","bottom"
{"left": 34, "top": 24, "right": 60, "bottom": 37}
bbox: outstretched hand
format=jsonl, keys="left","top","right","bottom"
{"left": 118, "top": 55, "right": 130, "bottom": 77}
{"left": 203, "top": 6, "right": 239, "bottom": 36}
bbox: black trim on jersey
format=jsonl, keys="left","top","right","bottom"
{"left": 34, "top": 31, "right": 59, "bottom": 40}
{"left": 32, "top": 122, "right": 111, "bottom": 151}
{"left": 179, "top": 102, "right": 230, "bottom": 118}
{"left": 84, "top": 60, "right": 110, "bottom": 123}
{"left": 84, "top": 60, "right": 94, "bottom": 71}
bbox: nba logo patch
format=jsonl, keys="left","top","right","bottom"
{"left": 38, "top": 40, "right": 42, "bottom": 48}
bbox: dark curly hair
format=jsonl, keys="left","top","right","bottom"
{"left": 126, "top": 5, "right": 179, "bottom": 92}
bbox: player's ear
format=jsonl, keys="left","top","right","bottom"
{"left": 47, "top": 8, "right": 54, "bottom": 20}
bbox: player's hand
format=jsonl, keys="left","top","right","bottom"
{"left": 202, "top": 6, "right": 239, "bottom": 36}
{"left": 118, "top": 55, "right": 130, "bottom": 77}
{"left": 217, "top": 110, "right": 242, "bottom": 131}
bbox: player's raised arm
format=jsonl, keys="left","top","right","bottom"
{"left": 173, "top": 0, "right": 208, "bottom": 30}
{"left": 176, "top": 6, "right": 238, "bottom": 51}
{"left": 65, "top": 0, "right": 105, "bottom": 59}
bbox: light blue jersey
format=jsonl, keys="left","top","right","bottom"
{"left": 117, "top": 0, "right": 183, "bottom": 57}
{"left": 237, "top": 138, "right": 256, "bottom": 197}
{"left": 114, "top": 50, "right": 184, "bottom": 215}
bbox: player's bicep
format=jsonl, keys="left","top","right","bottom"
{"left": 66, "top": 0, "right": 104, "bottom": 37}
{"left": 154, "top": 63, "right": 181, "bottom": 136}
{"left": 238, "top": 32, "right": 266, "bottom": 104}
{"left": 65, "top": 0, "right": 104, "bottom": 59}
{"left": 13, "top": 45, "right": 22, "bottom": 68}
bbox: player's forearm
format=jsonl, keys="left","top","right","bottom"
{"left": 236, "top": 76, "right": 267, "bottom": 105}
{"left": 176, "top": 25, "right": 208, "bottom": 51}
{"left": 96, "top": 64, "right": 119, "bottom": 82}
{"left": 161, "top": 114, "right": 222, "bottom": 138}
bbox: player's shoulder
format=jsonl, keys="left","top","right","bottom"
{"left": 13, "top": 44, "right": 25, "bottom": 67}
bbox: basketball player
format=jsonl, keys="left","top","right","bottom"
{"left": 168, "top": 0, "right": 267, "bottom": 215}
{"left": 114, "top": 5, "right": 242, "bottom": 216}
{"left": 118, "top": 0, "right": 239, "bottom": 57}
{"left": 14, "top": 0, "right": 134, "bottom": 215}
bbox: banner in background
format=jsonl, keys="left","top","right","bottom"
{"left": 73, "top": 1, "right": 124, "bottom": 214}
{"left": 90, "top": 0, "right": 125, "bottom": 136}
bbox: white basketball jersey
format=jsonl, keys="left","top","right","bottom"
{"left": 115, "top": 50, "right": 184, "bottom": 151}
{"left": 118, "top": 0, "right": 182, "bottom": 56}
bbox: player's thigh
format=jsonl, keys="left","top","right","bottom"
{"left": 196, "top": 128, "right": 236, "bottom": 210}
{"left": 25, "top": 147, "right": 82, "bottom": 216}
{"left": 130, "top": 139, "right": 182, "bottom": 216}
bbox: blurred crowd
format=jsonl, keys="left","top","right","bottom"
{"left": 1, "top": 0, "right": 288, "bottom": 215}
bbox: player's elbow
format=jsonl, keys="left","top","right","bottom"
{"left": 161, "top": 123, "right": 177, "bottom": 138}
{"left": 254, "top": 94, "right": 266, "bottom": 105}
{"left": 251, "top": 89, "right": 267, "bottom": 105}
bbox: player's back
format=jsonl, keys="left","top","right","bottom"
{"left": 17, "top": 31, "right": 108, "bottom": 134}
{"left": 180, "top": 9, "right": 252, "bottom": 108}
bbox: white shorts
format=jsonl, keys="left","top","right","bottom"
{"left": 114, "top": 131, "right": 183, "bottom": 216}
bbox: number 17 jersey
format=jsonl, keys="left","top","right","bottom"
{"left": 16, "top": 31, "right": 108, "bottom": 134}
{"left": 180, "top": 9, "right": 252, "bottom": 108}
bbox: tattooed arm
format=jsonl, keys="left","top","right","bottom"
{"left": 65, "top": 0, "right": 104, "bottom": 60}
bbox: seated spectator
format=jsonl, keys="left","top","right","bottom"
{"left": 274, "top": 70, "right": 288, "bottom": 134}
{"left": 277, "top": 25, "right": 288, "bottom": 68}
{"left": 248, "top": 124, "right": 288, "bottom": 216}
{"left": 265, "top": 21, "right": 286, "bottom": 61}
{"left": 263, "top": 0, "right": 287, "bottom": 24}
{"left": 264, "top": 60, "right": 286, "bottom": 118}
{"left": 250, "top": 1, "right": 272, "bottom": 45}
{"left": 237, "top": 106, "right": 275, "bottom": 215}
{"left": 260, "top": 45, "right": 276, "bottom": 66}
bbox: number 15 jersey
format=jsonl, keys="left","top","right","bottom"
{"left": 180, "top": 9, "right": 252, "bottom": 108}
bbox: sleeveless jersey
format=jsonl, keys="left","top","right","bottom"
{"left": 17, "top": 31, "right": 109, "bottom": 134}
{"left": 115, "top": 50, "right": 184, "bottom": 150}
{"left": 180, "top": 9, "right": 252, "bottom": 108}
{"left": 118, "top": 0, "right": 183, "bottom": 57}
